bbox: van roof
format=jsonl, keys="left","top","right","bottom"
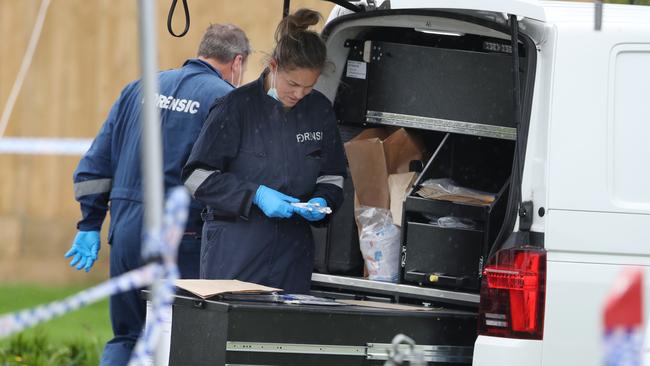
{"left": 389, "top": 0, "right": 650, "bottom": 25}
{"left": 542, "top": 1, "right": 650, "bottom": 25}
{"left": 390, "top": 0, "right": 546, "bottom": 21}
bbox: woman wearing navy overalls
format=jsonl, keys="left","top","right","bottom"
{"left": 182, "top": 9, "right": 346, "bottom": 294}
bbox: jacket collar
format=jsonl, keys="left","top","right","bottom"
{"left": 183, "top": 58, "right": 235, "bottom": 88}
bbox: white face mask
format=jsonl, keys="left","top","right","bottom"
{"left": 230, "top": 59, "right": 242, "bottom": 88}
{"left": 267, "top": 69, "right": 279, "bottom": 101}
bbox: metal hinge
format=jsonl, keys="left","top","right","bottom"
{"left": 518, "top": 200, "right": 533, "bottom": 231}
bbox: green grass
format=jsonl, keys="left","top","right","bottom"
{"left": 0, "top": 284, "right": 111, "bottom": 365}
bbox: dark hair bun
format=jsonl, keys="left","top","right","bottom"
{"left": 275, "top": 8, "right": 323, "bottom": 42}
{"left": 272, "top": 8, "right": 327, "bottom": 71}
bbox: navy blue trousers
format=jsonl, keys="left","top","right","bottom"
{"left": 100, "top": 199, "right": 201, "bottom": 366}
{"left": 200, "top": 209, "right": 314, "bottom": 294}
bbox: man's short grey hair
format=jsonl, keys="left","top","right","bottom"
{"left": 197, "top": 24, "right": 251, "bottom": 63}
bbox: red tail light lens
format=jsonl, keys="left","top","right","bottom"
{"left": 478, "top": 247, "right": 546, "bottom": 339}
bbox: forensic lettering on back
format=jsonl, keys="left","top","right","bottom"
{"left": 153, "top": 93, "right": 200, "bottom": 114}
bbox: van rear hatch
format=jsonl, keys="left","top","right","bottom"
{"left": 312, "top": 2, "right": 538, "bottom": 360}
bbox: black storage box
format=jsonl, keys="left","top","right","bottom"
{"left": 168, "top": 293, "right": 477, "bottom": 366}
{"left": 313, "top": 175, "right": 364, "bottom": 275}
{"left": 313, "top": 125, "right": 366, "bottom": 275}
{"left": 401, "top": 133, "right": 513, "bottom": 291}
{"left": 335, "top": 39, "right": 516, "bottom": 140}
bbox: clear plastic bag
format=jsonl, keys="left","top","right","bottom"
{"left": 356, "top": 206, "right": 401, "bottom": 283}
{"left": 422, "top": 213, "right": 477, "bottom": 229}
{"left": 436, "top": 216, "right": 477, "bottom": 229}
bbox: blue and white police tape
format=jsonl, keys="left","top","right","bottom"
{"left": 0, "top": 262, "right": 159, "bottom": 338}
{"left": 129, "top": 187, "right": 189, "bottom": 366}
{"left": 0, "top": 186, "right": 190, "bottom": 366}
{"left": 129, "top": 264, "right": 179, "bottom": 365}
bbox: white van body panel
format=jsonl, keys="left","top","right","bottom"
{"left": 476, "top": 264, "right": 650, "bottom": 366}
{"left": 543, "top": 3, "right": 650, "bottom": 253}
{"left": 546, "top": 15, "right": 650, "bottom": 217}
{"left": 473, "top": 336, "right": 542, "bottom": 366}
{"left": 476, "top": 2, "right": 650, "bottom": 366}
{"left": 546, "top": 210, "right": 650, "bottom": 258}
{"left": 608, "top": 45, "right": 650, "bottom": 212}
{"left": 541, "top": 262, "right": 649, "bottom": 366}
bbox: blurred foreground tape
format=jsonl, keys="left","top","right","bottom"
{"left": 603, "top": 267, "right": 644, "bottom": 366}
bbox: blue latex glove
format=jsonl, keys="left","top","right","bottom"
{"left": 64, "top": 231, "right": 100, "bottom": 272}
{"left": 254, "top": 185, "right": 299, "bottom": 218}
{"left": 295, "top": 197, "right": 327, "bottom": 222}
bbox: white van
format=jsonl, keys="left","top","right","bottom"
{"left": 314, "top": 1, "right": 650, "bottom": 365}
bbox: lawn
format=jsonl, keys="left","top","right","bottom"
{"left": 0, "top": 283, "right": 111, "bottom": 365}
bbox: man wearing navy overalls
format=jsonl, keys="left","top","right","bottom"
{"left": 65, "top": 24, "right": 250, "bottom": 365}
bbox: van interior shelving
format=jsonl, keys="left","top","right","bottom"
{"left": 311, "top": 10, "right": 536, "bottom": 310}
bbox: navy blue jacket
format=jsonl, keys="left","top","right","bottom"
{"left": 182, "top": 71, "right": 346, "bottom": 219}
{"left": 74, "top": 59, "right": 233, "bottom": 235}
{"left": 181, "top": 71, "right": 346, "bottom": 293}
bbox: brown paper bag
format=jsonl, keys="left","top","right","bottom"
{"left": 345, "top": 128, "right": 424, "bottom": 210}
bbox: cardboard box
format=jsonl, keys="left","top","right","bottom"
{"left": 388, "top": 172, "right": 417, "bottom": 227}
{"left": 344, "top": 128, "right": 425, "bottom": 210}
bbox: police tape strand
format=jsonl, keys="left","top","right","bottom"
{"left": 129, "top": 263, "right": 179, "bottom": 366}
{"left": 129, "top": 187, "right": 189, "bottom": 366}
{"left": 129, "top": 264, "right": 179, "bottom": 365}
{"left": 0, "top": 187, "right": 190, "bottom": 366}
{"left": 0, "top": 263, "right": 159, "bottom": 338}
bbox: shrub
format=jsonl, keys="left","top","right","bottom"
{"left": 0, "top": 332, "right": 101, "bottom": 366}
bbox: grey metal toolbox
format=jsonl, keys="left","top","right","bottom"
{"left": 168, "top": 292, "right": 476, "bottom": 366}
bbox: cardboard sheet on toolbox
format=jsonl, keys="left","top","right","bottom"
{"left": 175, "top": 279, "right": 280, "bottom": 299}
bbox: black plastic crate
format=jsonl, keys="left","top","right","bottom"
{"left": 312, "top": 175, "right": 364, "bottom": 276}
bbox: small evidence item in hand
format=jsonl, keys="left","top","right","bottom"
{"left": 291, "top": 202, "right": 333, "bottom": 214}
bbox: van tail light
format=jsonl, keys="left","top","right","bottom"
{"left": 478, "top": 246, "right": 546, "bottom": 340}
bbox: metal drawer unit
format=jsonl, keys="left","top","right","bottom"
{"left": 400, "top": 133, "right": 512, "bottom": 291}
{"left": 168, "top": 293, "right": 476, "bottom": 366}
